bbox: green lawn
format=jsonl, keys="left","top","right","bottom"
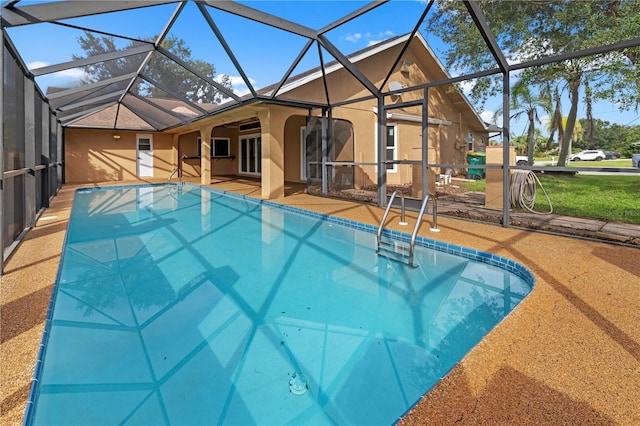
{"left": 567, "top": 158, "right": 635, "bottom": 168}
{"left": 534, "top": 174, "right": 640, "bottom": 224}
{"left": 461, "top": 174, "right": 640, "bottom": 224}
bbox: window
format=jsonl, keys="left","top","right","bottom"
{"left": 239, "top": 121, "right": 261, "bottom": 132}
{"left": 212, "top": 138, "right": 230, "bottom": 157}
{"left": 467, "top": 132, "right": 474, "bottom": 151}
{"left": 386, "top": 124, "right": 397, "bottom": 172}
{"left": 197, "top": 137, "right": 230, "bottom": 157}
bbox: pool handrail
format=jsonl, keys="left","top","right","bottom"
{"left": 168, "top": 167, "right": 181, "bottom": 184}
{"left": 408, "top": 195, "right": 438, "bottom": 267}
{"left": 376, "top": 190, "right": 399, "bottom": 253}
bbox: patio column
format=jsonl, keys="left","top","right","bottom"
{"left": 257, "top": 108, "right": 285, "bottom": 199}
{"left": 171, "top": 133, "right": 179, "bottom": 177}
{"left": 199, "top": 124, "right": 214, "bottom": 185}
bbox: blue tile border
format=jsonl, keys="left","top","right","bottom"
{"left": 185, "top": 182, "right": 536, "bottom": 287}
{"left": 74, "top": 182, "right": 536, "bottom": 286}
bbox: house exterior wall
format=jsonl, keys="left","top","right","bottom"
{"left": 277, "top": 36, "right": 488, "bottom": 189}
{"left": 178, "top": 127, "right": 239, "bottom": 178}
{"left": 283, "top": 115, "right": 305, "bottom": 182}
{"left": 63, "top": 36, "right": 488, "bottom": 194}
{"left": 64, "top": 129, "right": 174, "bottom": 183}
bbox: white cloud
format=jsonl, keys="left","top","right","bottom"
{"left": 481, "top": 110, "right": 501, "bottom": 126}
{"left": 28, "top": 61, "right": 88, "bottom": 80}
{"left": 458, "top": 79, "right": 476, "bottom": 96}
{"left": 51, "top": 68, "right": 88, "bottom": 79}
{"left": 377, "top": 30, "right": 395, "bottom": 38}
{"left": 27, "top": 61, "right": 48, "bottom": 70}
{"left": 345, "top": 33, "right": 363, "bottom": 43}
{"left": 347, "top": 30, "right": 395, "bottom": 47}
{"left": 220, "top": 75, "right": 256, "bottom": 97}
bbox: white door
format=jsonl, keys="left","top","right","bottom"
{"left": 137, "top": 135, "right": 153, "bottom": 177}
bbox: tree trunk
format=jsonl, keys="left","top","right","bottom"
{"left": 546, "top": 87, "right": 563, "bottom": 152}
{"left": 585, "top": 80, "right": 594, "bottom": 147}
{"left": 557, "top": 76, "right": 581, "bottom": 167}
{"left": 527, "top": 109, "right": 536, "bottom": 165}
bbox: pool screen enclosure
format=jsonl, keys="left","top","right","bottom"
{"left": 2, "top": 1, "right": 639, "bottom": 266}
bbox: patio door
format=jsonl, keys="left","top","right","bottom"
{"left": 136, "top": 134, "right": 153, "bottom": 177}
{"left": 301, "top": 127, "right": 322, "bottom": 181}
{"left": 239, "top": 135, "right": 261, "bottom": 175}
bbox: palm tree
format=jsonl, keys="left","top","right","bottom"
{"left": 545, "top": 84, "right": 564, "bottom": 153}
{"left": 509, "top": 81, "right": 552, "bottom": 166}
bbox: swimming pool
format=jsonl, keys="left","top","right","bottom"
{"left": 26, "top": 183, "right": 534, "bottom": 425}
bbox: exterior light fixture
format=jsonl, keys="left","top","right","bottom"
{"left": 401, "top": 60, "right": 411, "bottom": 73}
{"left": 113, "top": 134, "right": 121, "bottom": 140}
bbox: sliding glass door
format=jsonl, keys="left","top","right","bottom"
{"left": 239, "top": 135, "right": 261, "bottom": 175}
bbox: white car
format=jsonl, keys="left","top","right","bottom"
{"left": 570, "top": 150, "right": 606, "bottom": 161}
{"left": 516, "top": 155, "right": 529, "bottom": 166}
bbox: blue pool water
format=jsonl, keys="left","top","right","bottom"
{"left": 27, "top": 184, "right": 534, "bottom": 425}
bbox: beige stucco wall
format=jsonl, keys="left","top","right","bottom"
{"left": 178, "top": 127, "right": 239, "bottom": 178}
{"left": 277, "top": 36, "right": 489, "bottom": 187}
{"left": 65, "top": 129, "right": 174, "bottom": 183}
{"left": 283, "top": 115, "right": 305, "bottom": 182}
{"left": 63, "top": 36, "right": 488, "bottom": 193}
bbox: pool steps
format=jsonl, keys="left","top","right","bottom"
{"left": 377, "top": 191, "right": 439, "bottom": 267}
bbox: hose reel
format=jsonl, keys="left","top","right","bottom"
{"left": 509, "top": 170, "right": 553, "bottom": 214}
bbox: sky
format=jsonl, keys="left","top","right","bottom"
{"left": 6, "top": 0, "right": 639, "bottom": 137}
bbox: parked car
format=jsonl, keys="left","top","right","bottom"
{"left": 516, "top": 155, "right": 529, "bottom": 166}
{"left": 632, "top": 153, "right": 640, "bottom": 168}
{"left": 569, "top": 150, "right": 606, "bottom": 161}
{"left": 604, "top": 151, "right": 621, "bottom": 159}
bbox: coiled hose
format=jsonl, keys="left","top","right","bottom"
{"left": 509, "top": 170, "right": 553, "bottom": 214}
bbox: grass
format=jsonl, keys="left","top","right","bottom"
{"left": 460, "top": 174, "right": 640, "bottom": 224}
{"left": 463, "top": 180, "right": 486, "bottom": 192}
{"left": 534, "top": 175, "right": 640, "bottom": 224}
{"left": 567, "top": 158, "right": 635, "bottom": 168}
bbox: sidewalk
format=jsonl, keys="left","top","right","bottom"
{"left": 437, "top": 192, "right": 640, "bottom": 246}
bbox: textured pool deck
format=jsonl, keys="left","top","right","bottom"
{"left": 1, "top": 179, "right": 639, "bottom": 425}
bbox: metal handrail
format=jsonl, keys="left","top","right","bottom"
{"left": 376, "top": 190, "right": 399, "bottom": 252}
{"left": 168, "top": 168, "right": 180, "bottom": 183}
{"left": 408, "top": 195, "right": 438, "bottom": 267}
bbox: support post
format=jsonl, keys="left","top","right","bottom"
{"left": 422, "top": 87, "right": 429, "bottom": 199}
{"left": 502, "top": 72, "right": 510, "bottom": 227}
{"left": 24, "top": 76, "right": 36, "bottom": 227}
{"left": 321, "top": 108, "right": 328, "bottom": 195}
{"left": 377, "top": 96, "right": 387, "bottom": 207}
{"left": 0, "top": 29, "right": 4, "bottom": 273}
{"left": 200, "top": 124, "right": 214, "bottom": 185}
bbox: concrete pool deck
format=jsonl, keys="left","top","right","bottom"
{"left": 1, "top": 179, "right": 639, "bottom": 425}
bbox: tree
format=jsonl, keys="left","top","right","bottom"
{"left": 579, "top": 118, "right": 639, "bottom": 153}
{"left": 545, "top": 84, "right": 565, "bottom": 153}
{"left": 427, "top": 1, "right": 640, "bottom": 166}
{"left": 511, "top": 130, "right": 546, "bottom": 156}
{"left": 561, "top": 116, "right": 583, "bottom": 153}
{"left": 504, "top": 80, "right": 551, "bottom": 165}
{"left": 73, "top": 32, "right": 233, "bottom": 104}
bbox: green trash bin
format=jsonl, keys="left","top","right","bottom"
{"left": 466, "top": 151, "right": 486, "bottom": 180}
